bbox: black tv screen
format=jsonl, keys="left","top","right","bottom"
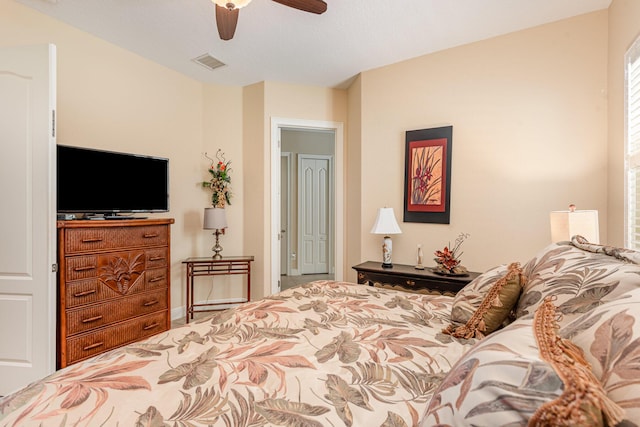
{"left": 57, "top": 145, "right": 169, "bottom": 215}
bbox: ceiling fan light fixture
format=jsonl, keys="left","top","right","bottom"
{"left": 212, "top": 0, "right": 252, "bottom": 10}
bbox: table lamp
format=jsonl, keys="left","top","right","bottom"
{"left": 370, "top": 207, "right": 402, "bottom": 268}
{"left": 204, "top": 207, "right": 228, "bottom": 259}
{"left": 550, "top": 204, "right": 599, "bottom": 244}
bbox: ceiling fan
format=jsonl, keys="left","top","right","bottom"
{"left": 212, "top": 0, "right": 327, "bottom": 41}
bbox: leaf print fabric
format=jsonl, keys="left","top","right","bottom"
{"left": 4, "top": 240, "right": 640, "bottom": 426}
{"left": 0, "top": 280, "right": 474, "bottom": 426}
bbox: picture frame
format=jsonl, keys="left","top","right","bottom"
{"left": 403, "top": 126, "right": 452, "bottom": 224}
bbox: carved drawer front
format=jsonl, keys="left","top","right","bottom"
{"left": 65, "top": 311, "right": 167, "bottom": 364}
{"left": 146, "top": 248, "right": 168, "bottom": 269}
{"left": 145, "top": 267, "right": 168, "bottom": 291}
{"left": 97, "top": 250, "right": 146, "bottom": 295}
{"left": 66, "top": 289, "right": 168, "bottom": 335}
{"left": 64, "top": 225, "right": 168, "bottom": 254}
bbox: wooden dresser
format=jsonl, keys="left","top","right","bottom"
{"left": 57, "top": 218, "right": 174, "bottom": 368}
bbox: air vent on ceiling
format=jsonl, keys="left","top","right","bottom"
{"left": 192, "top": 53, "right": 225, "bottom": 71}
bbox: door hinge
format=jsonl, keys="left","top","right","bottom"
{"left": 52, "top": 263, "right": 58, "bottom": 273}
{"left": 51, "top": 110, "right": 56, "bottom": 138}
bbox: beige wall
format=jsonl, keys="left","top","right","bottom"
{"left": 353, "top": 11, "right": 609, "bottom": 276}
{"left": 0, "top": 0, "right": 249, "bottom": 318}
{"left": 607, "top": 0, "right": 640, "bottom": 246}
{"left": 5, "top": 0, "right": 635, "bottom": 311}
{"left": 245, "top": 81, "right": 348, "bottom": 299}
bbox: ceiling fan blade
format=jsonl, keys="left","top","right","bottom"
{"left": 272, "top": 0, "right": 327, "bottom": 14}
{"left": 215, "top": 4, "right": 239, "bottom": 40}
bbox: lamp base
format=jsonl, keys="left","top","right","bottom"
{"left": 381, "top": 262, "right": 393, "bottom": 269}
{"left": 211, "top": 229, "right": 224, "bottom": 259}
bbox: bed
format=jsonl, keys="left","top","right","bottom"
{"left": 0, "top": 280, "right": 475, "bottom": 426}
{"left": 4, "top": 238, "right": 640, "bottom": 426}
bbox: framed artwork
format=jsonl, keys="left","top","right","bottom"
{"left": 403, "top": 126, "right": 452, "bottom": 224}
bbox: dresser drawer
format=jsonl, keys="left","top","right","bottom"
{"left": 145, "top": 267, "right": 168, "bottom": 291}
{"left": 66, "top": 289, "right": 168, "bottom": 335}
{"left": 64, "top": 311, "right": 167, "bottom": 364}
{"left": 65, "top": 278, "right": 119, "bottom": 308}
{"left": 66, "top": 255, "right": 99, "bottom": 281}
{"left": 64, "top": 225, "right": 168, "bottom": 254}
{"left": 146, "top": 248, "right": 168, "bottom": 269}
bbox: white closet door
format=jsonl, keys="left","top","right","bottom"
{"left": 299, "top": 155, "right": 331, "bottom": 275}
{"left": 0, "top": 44, "right": 57, "bottom": 395}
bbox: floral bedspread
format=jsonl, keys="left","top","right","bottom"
{"left": 0, "top": 281, "right": 475, "bottom": 427}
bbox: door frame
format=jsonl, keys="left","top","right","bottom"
{"left": 270, "top": 117, "right": 344, "bottom": 295}
{"left": 280, "top": 152, "right": 292, "bottom": 276}
{"left": 298, "top": 154, "right": 334, "bottom": 275}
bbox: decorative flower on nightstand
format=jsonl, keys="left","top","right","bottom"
{"left": 434, "top": 232, "right": 470, "bottom": 275}
{"left": 202, "top": 149, "right": 232, "bottom": 208}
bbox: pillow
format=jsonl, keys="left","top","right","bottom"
{"left": 421, "top": 297, "right": 625, "bottom": 427}
{"left": 560, "top": 287, "right": 640, "bottom": 422}
{"left": 449, "top": 264, "right": 510, "bottom": 325}
{"left": 443, "top": 262, "right": 523, "bottom": 339}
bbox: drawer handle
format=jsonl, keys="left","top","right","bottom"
{"left": 143, "top": 322, "right": 160, "bottom": 331}
{"left": 143, "top": 300, "right": 159, "bottom": 307}
{"left": 149, "top": 256, "right": 165, "bottom": 262}
{"left": 406, "top": 280, "right": 416, "bottom": 286}
{"left": 83, "top": 341, "right": 104, "bottom": 351}
{"left": 143, "top": 233, "right": 159, "bottom": 238}
{"left": 149, "top": 276, "right": 164, "bottom": 283}
{"left": 358, "top": 273, "right": 364, "bottom": 279}
{"left": 82, "top": 315, "right": 103, "bottom": 323}
{"left": 81, "top": 238, "right": 103, "bottom": 243}
{"left": 73, "top": 265, "right": 96, "bottom": 272}
{"left": 73, "top": 289, "right": 97, "bottom": 297}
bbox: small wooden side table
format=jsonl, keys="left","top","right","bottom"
{"left": 183, "top": 256, "right": 254, "bottom": 323}
{"left": 352, "top": 261, "right": 480, "bottom": 296}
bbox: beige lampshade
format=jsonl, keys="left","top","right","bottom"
{"left": 370, "top": 207, "right": 402, "bottom": 235}
{"left": 203, "top": 207, "right": 228, "bottom": 230}
{"left": 550, "top": 209, "right": 599, "bottom": 244}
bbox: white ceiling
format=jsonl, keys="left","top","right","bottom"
{"left": 16, "top": 0, "right": 611, "bottom": 89}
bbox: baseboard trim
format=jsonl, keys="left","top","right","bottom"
{"left": 171, "top": 297, "right": 247, "bottom": 321}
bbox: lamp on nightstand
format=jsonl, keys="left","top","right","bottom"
{"left": 550, "top": 204, "right": 600, "bottom": 244}
{"left": 370, "top": 207, "right": 402, "bottom": 268}
{"left": 203, "top": 207, "right": 228, "bottom": 259}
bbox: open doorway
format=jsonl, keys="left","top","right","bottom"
{"left": 280, "top": 130, "right": 334, "bottom": 290}
{"left": 270, "top": 118, "right": 344, "bottom": 295}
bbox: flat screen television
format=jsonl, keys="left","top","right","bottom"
{"left": 57, "top": 145, "right": 169, "bottom": 217}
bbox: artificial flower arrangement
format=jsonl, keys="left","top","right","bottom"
{"left": 202, "top": 149, "right": 232, "bottom": 208}
{"left": 434, "top": 232, "right": 470, "bottom": 275}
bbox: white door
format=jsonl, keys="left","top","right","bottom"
{"left": 299, "top": 155, "right": 331, "bottom": 275}
{"left": 0, "top": 44, "right": 57, "bottom": 395}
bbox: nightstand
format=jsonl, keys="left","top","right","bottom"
{"left": 352, "top": 261, "right": 480, "bottom": 296}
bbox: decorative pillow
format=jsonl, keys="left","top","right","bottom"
{"left": 421, "top": 298, "right": 625, "bottom": 427}
{"left": 560, "top": 287, "right": 640, "bottom": 423}
{"left": 443, "top": 262, "right": 523, "bottom": 339}
{"left": 515, "top": 242, "right": 640, "bottom": 322}
{"left": 449, "top": 264, "right": 510, "bottom": 325}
